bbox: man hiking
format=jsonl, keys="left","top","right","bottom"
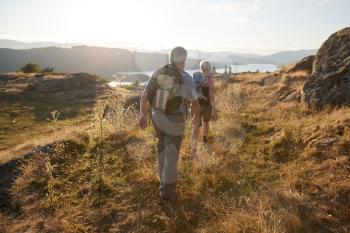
{"left": 139, "top": 46, "right": 200, "bottom": 202}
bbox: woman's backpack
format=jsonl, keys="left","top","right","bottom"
{"left": 193, "top": 71, "right": 209, "bottom": 106}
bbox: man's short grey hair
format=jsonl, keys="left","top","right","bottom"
{"left": 170, "top": 46, "right": 187, "bottom": 64}
{"left": 200, "top": 60, "right": 212, "bottom": 72}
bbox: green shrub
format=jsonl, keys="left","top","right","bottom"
{"left": 270, "top": 130, "right": 297, "bottom": 163}
{"left": 21, "top": 63, "right": 41, "bottom": 73}
{"left": 42, "top": 67, "right": 54, "bottom": 73}
{"left": 132, "top": 79, "right": 140, "bottom": 87}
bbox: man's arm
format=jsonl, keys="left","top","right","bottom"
{"left": 208, "top": 79, "right": 215, "bottom": 108}
{"left": 139, "top": 90, "right": 150, "bottom": 129}
{"left": 139, "top": 70, "right": 158, "bottom": 129}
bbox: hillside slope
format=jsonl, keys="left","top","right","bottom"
{"left": 0, "top": 72, "right": 114, "bottom": 163}
{"left": 1, "top": 69, "right": 349, "bottom": 232}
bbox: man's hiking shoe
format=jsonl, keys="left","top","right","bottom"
{"left": 159, "top": 182, "right": 178, "bottom": 205}
{"left": 191, "top": 148, "right": 197, "bottom": 159}
{"left": 158, "top": 195, "right": 178, "bottom": 205}
{"left": 203, "top": 136, "right": 209, "bottom": 143}
{"left": 203, "top": 135, "right": 214, "bottom": 143}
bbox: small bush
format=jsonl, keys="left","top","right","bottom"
{"left": 132, "top": 79, "right": 140, "bottom": 87}
{"left": 42, "top": 67, "right": 54, "bottom": 73}
{"left": 20, "top": 63, "right": 41, "bottom": 73}
{"left": 270, "top": 130, "right": 298, "bottom": 163}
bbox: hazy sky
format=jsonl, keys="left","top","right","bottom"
{"left": 0, "top": 0, "right": 349, "bottom": 54}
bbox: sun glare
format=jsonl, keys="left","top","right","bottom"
{"left": 59, "top": 0, "right": 167, "bottom": 47}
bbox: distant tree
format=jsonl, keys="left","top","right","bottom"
{"left": 21, "top": 63, "right": 41, "bottom": 73}
{"left": 213, "top": 66, "right": 216, "bottom": 73}
{"left": 132, "top": 79, "right": 140, "bottom": 87}
{"left": 42, "top": 67, "right": 54, "bottom": 73}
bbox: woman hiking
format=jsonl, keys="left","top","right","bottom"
{"left": 192, "top": 60, "right": 218, "bottom": 156}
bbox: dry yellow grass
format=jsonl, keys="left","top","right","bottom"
{"left": 279, "top": 63, "right": 295, "bottom": 73}
{"left": 1, "top": 70, "right": 350, "bottom": 233}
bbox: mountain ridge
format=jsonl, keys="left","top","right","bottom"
{"left": 0, "top": 39, "right": 317, "bottom": 73}
{"left": 0, "top": 39, "right": 81, "bottom": 49}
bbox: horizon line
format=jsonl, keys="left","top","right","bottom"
{"left": 0, "top": 38, "right": 318, "bottom": 56}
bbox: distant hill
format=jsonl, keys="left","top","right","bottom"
{"left": 187, "top": 50, "right": 263, "bottom": 64}
{"left": 187, "top": 49, "right": 317, "bottom": 65}
{"left": 0, "top": 39, "right": 81, "bottom": 49}
{"left": 0, "top": 46, "right": 202, "bottom": 74}
{"left": 0, "top": 40, "right": 317, "bottom": 73}
{"left": 262, "top": 49, "right": 318, "bottom": 65}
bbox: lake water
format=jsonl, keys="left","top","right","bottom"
{"left": 108, "top": 63, "right": 278, "bottom": 87}
{"left": 216, "top": 63, "right": 278, "bottom": 74}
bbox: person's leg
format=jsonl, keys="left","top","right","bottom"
{"left": 203, "top": 121, "right": 209, "bottom": 136}
{"left": 203, "top": 121, "right": 209, "bottom": 143}
{"left": 191, "top": 107, "right": 202, "bottom": 156}
{"left": 202, "top": 106, "right": 211, "bottom": 143}
{"left": 156, "top": 130, "right": 165, "bottom": 182}
{"left": 192, "top": 126, "right": 199, "bottom": 155}
{"left": 152, "top": 112, "right": 185, "bottom": 200}
{"left": 160, "top": 132, "right": 183, "bottom": 199}
{"left": 152, "top": 121, "right": 166, "bottom": 193}
{"left": 160, "top": 113, "right": 185, "bottom": 200}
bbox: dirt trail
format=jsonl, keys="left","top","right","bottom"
{"left": 0, "top": 122, "right": 90, "bottom": 164}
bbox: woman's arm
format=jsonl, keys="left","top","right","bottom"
{"left": 208, "top": 78, "right": 218, "bottom": 120}
{"left": 208, "top": 78, "right": 215, "bottom": 108}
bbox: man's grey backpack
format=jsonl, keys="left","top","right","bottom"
{"left": 148, "top": 64, "right": 183, "bottom": 114}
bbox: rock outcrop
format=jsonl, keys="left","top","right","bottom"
{"left": 288, "top": 55, "right": 315, "bottom": 74}
{"left": 302, "top": 27, "right": 350, "bottom": 108}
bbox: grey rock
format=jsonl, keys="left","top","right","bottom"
{"left": 302, "top": 27, "right": 350, "bottom": 109}
{"left": 281, "top": 91, "right": 301, "bottom": 102}
{"left": 313, "top": 137, "right": 338, "bottom": 150}
{"left": 288, "top": 55, "right": 315, "bottom": 74}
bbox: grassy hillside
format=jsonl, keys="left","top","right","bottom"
{"left": 0, "top": 72, "right": 112, "bottom": 163}
{"left": 1, "top": 69, "right": 349, "bottom": 233}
